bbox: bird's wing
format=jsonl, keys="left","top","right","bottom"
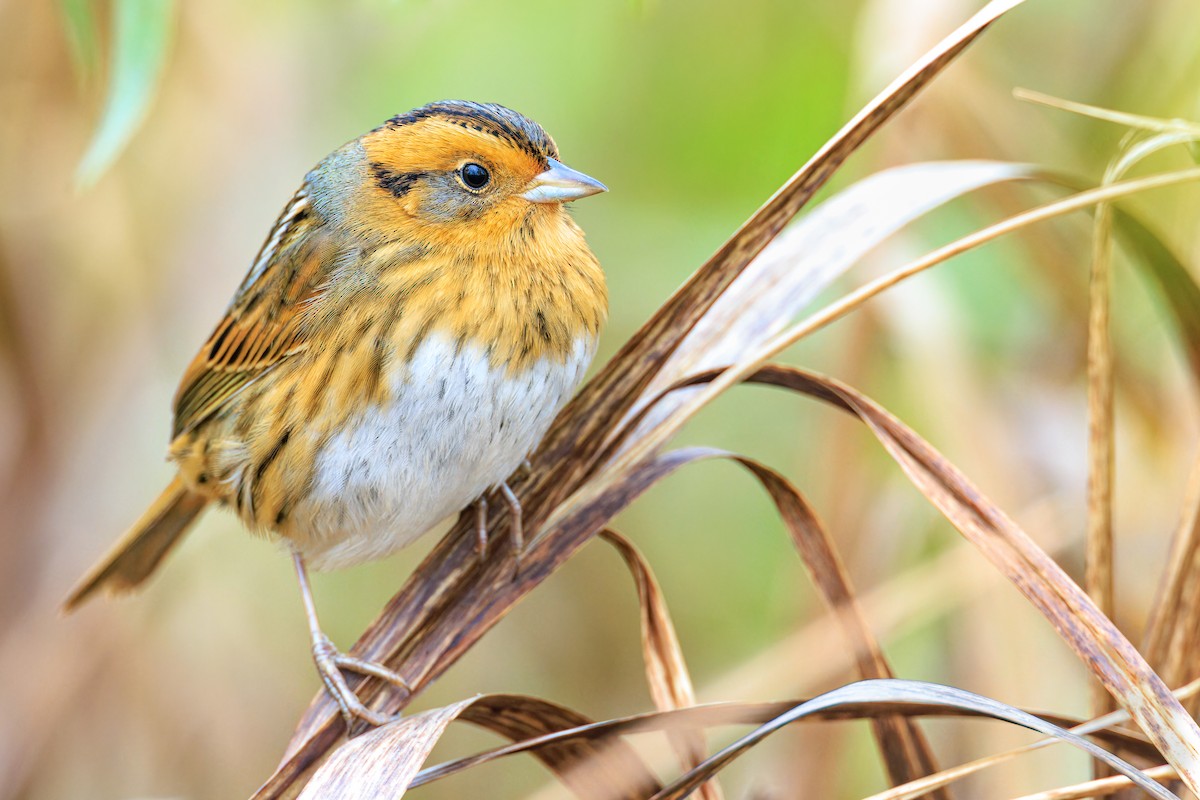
{"left": 171, "top": 190, "right": 335, "bottom": 438}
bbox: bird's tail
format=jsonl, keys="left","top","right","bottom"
{"left": 63, "top": 476, "right": 209, "bottom": 612}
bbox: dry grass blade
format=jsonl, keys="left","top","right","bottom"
{"left": 1093, "top": 134, "right": 1200, "bottom": 713}
{"left": 1147, "top": 451, "right": 1200, "bottom": 698}
{"left": 456, "top": 695, "right": 663, "bottom": 800}
{"left": 726, "top": 456, "right": 947, "bottom": 795}
{"left": 862, "top": 748, "right": 1071, "bottom": 800}
{"left": 1118, "top": 195, "right": 1200, "bottom": 717}
{"left": 577, "top": 169, "right": 1200, "bottom": 590}
{"left": 255, "top": 449, "right": 713, "bottom": 799}
{"left": 649, "top": 364, "right": 1200, "bottom": 793}
{"left": 618, "top": 159, "right": 1043, "bottom": 452}
{"left": 411, "top": 701, "right": 1162, "bottom": 792}
{"left": 581, "top": 168, "right": 1200, "bottom": 504}
{"left": 409, "top": 703, "right": 794, "bottom": 791}
{"left": 1110, "top": 202, "right": 1200, "bottom": 707}
{"left": 558, "top": 0, "right": 1029, "bottom": 482}
{"left": 647, "top": 680, "right": 1178, "bottom": 800}
{"left": 1014, "top": 101, "right": 1200, "bottom": 396}
{"left": 862, "top": 679, "right": 1200, "bottom": 800}
{"left": 1010, "top": 764, "right": 1176, "bottom": 800}
{"left": 1014, "top": 88, "right": 1200, "bottom": 136}
{"left": 275, "top": 424, "right": 1024, "bottom": 800}
{"left": 597, "top": 451, "right": 947, "bottom": 793}
{"left": 296, "top": 699, "right": 473, "bottom": 800}
{"left": 600, "top": 530, "right": 721, "bottom": 800}
{"left": 254, "top": 4, "right": 1030, "bottom": 795}
{"left": 298, "top": 694, "right": 661, "bottom": 800}
{"left": 1090, "top": 133, "right": 1200, "bottom": 611}
{"left": 698, "top": 532, "right": 1051, "bottom": 715}
{"left": 1083, "top": 130, "right": 1121, "bottom": 748}
{"left": 407, "top": 699, "right": 1162, "bottom": 793}
{"left": 743, "top": 170, "right": 1200, "bottom": 376}
{"left": 1087, "top": 128, "right": 1200, "bottom": 790}
{"left": 1083, "top": 124, "right": 1200, "bottom": 785}
{"left": 411, "top": 702, "right": 802, "bottom": 791}
{"left": 506, "top": 168, "right": 1200, "bottom": 798}
{"left": 1114, "top": 211, "right": 1200, "bottom": 713}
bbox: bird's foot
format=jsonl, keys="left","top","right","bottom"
{"left": 474, "top": 484, "right": 524, "bottom": 567}
{"left": 499, "top": 481, "right": 524, "bottom": 566}
{"left": 474, "top": 496, "right": 490, "bottom": 558}
{"left": 311, "top": 633, "right": 409, "bottom": 733}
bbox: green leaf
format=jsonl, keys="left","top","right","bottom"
{"left": 58, "top": 0, "right": 100, "bottom": 81}
{"left": 75, "top": 0, "right": 177, "bottom": 188}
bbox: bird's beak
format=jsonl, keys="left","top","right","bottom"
{"left": 521, "top": 158, "right": 607, "bottom": 203}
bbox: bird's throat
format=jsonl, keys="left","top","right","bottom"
{"left": 368, "top": 212, "right": 606, "bottom": 376}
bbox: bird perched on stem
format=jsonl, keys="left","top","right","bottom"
{"left": 63, "top": 100, "right": 608, "bottom": 728}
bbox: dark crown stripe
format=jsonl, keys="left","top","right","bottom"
{"left": 384, "top": 100, "right": 557, "bottom": 163}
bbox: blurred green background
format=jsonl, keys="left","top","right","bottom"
{"left": 4, "top": 0, "right": 1200, "bottom": 797}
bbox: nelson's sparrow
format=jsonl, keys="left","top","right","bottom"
{"left": 64, "top": 100, "right": 608, "bottom": 727}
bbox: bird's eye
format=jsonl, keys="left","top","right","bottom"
{"left": 459, "top": 162, "right": 490, "bottom": 190}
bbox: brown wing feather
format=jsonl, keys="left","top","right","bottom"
{"left": 172, "top": 191, "right": 334, "bottom": 438}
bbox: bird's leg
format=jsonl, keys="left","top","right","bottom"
{"left": 473, "top": 486, "right": 522, "bottom": 563}
{"left": 500, "top": 481, "right": 524, "bottom": 555}
{"left": 474, "top": 496, "right": 489, "bottom": 558}
{"left": 291, "top": 548, "right": 409, "bottom": 732}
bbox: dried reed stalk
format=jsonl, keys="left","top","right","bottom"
{"left": 246, "top": 3, "right": 1200, "bottom": 797}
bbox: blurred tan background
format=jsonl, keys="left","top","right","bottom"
{"left": 3, "top": 0, "right": 1200, "bottom": 797}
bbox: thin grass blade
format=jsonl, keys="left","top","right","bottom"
{"left": 696, "top": 365, "right": 1200, "bottom": 795}
{"left": 601, "top": 530, "right": 722, "bottom": 800}
{"left": 547, "top": 0, "right": 1031, "bottom": 489}
{"left": 1010, "top": 764, "right": 1177, "bottom": 800}
{"left": 648, "top": 680, "right": 1177, "bottom": 800}
{"left": 413, "top": 699, "right": 1163, "bottom": 792}
{"left": 727, "top": 456, "right": 948, "bottom": 795}
{"left": 298, "top": 694, "right": 661, "bottom": 800}
{"left": 457, "top": 694, "right": 663, "bottom": 800}
{"left": 862, "top": 678, "right": 1200, "bottom": 800}
{"left": 1083, "top": 128, "right": 1122, "bottom": 739}
{"left": 1014, "top": 88, "right": 1200, "bottom": 136}
{"left": 617, "top": 160, "right": 1044, "bottom": 454}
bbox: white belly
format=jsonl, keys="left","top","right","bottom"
{"left": 290, "top": 334, "right": 594, "bottom": 570}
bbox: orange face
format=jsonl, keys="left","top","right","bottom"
{"left": 256, "top": 101, "right": 610, "bottom": 388}
{"left": 355, "top": 102, "right": 566, "bottom": 249}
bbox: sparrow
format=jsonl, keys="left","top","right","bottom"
{"left": 64, "top": 100, "right": 608, "bottom": 728}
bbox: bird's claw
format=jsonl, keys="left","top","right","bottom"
{"left": 311, "top": 634, "right": 409, "bottom": 734}
{"left": 474, "top": 485, "right": 525, "bottom": 570}
{"left": 499, "top": 482, "right": 524, "bottom": 555}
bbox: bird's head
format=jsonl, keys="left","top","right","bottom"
{"left": 311, "top": 100, "right": 606, "bottom": 250}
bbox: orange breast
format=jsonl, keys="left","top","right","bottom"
{"left": 168, "top": 209, "right": 606, "bottom": 538}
